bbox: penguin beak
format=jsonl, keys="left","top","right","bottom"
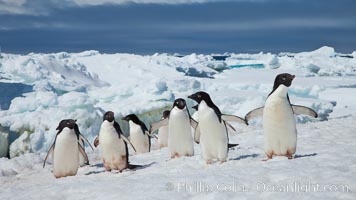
{"left": 188, "top": 94, "right": 196, "bottom": 102}
{"left": 289, "top": 74, "right": 295, "bottom": 83}
{"left": 121, "top": 116, "right": 128, "bottom": 121}
{"left": 284, "top": 74, "right": 295, "bottom": 87}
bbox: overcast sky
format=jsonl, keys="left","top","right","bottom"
{"left": 0, "top": 0, "right": 355, "bottom": 54}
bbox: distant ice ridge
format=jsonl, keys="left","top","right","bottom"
{"left": 0, "top": 46, "right": 355, "bottom": 158}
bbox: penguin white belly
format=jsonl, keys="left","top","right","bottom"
{"left": 158, "top": 125, "right": 169, "bottom": 148}
{"left": 129, "top": 121, "right": 149, "bottom": 154}
{"left": 168, "top": 108, "right": 194, "bottom": 157}
{"left": 198, "top": 102, "right": 228, "bottom": 162}
{"left": 53, "top": 128, "right": 79, "bottom": 178}
{"left": 99, "top": 122, "right": 127, "bottom": 171}
{"left": 263, "top": 96, "right": 297, "bottom": 157}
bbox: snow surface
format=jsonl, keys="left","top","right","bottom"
{"left": 0, "top": 46, "right": 356, "bottom": 199}
{"left": 0, "top": 117, "right": 355, "bottom": 199}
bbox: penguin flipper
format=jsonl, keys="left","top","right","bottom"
{"left": 190, "top": 118, "right": 198, "bottom": 129}
{"left": 225, "top": 121, "right": 237, "bottom": 133}
{"left": 43, "top": 143, "right": 55, "bottom": 168}
{"left": 145, "top": 131, "right": 158, "bottom": 139}
{"left": 79, "top": 134, "right": 94, "bottom": 151}
{"left": 244, "top": 106, "right": 264, "bottom": 125}
{"left": 93, "top": 136, "right": 99, "bottom": 148}
{"left": 221, "top": 114, "right": 247, "bottom": 125}
{"left": 292, "top": 105, "right": 318, "bottom": 118}
{"left": 194, "top": 125, "right": 201, "bottom": 144}
{"left": 78, "top": 144, "right": 89, "bottom": 165}
{"left": 149, "top": 118, "right": 169, "bottom": 133}
{"left": 121, "top": 135, "right": 137, "bottom": 152}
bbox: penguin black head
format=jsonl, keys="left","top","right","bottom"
{"left": 188, "top": 91, "right": 211, "bottom": 104}
{"left": 122, "top": 114, "right": 141, "bottom": 124}
{"left": 103, "top": 111, "right": 115, "bottom": 122}
{"left": 273, "top": 73, "right": 295, "bottom": 90}
{"left": 172, "top": 98, "right": 186, "bottom": 110}
{"left": 162, "top": 110, "right": 170, "bottom": 119}
{"left": 192, "top": 105, "right": 199, "bottom": 111}
{"left": 56, "top": 119, "right": 77, "bottom": 131}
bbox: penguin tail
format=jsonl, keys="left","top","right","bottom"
{"left": 128, "top": 162, "right": 156, "bottom": 170}
{"left": 228, "top": 143, "right": 239, "bottom": 148}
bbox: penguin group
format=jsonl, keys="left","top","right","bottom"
{"left": 43, "top": 73, "right": 318, "bottom": 178}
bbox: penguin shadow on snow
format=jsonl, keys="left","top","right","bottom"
{"left": 230, "top": 154, "right": 260, "bottom": 161}
{"left": 85, "top": 162, "right": 157, "bottom": 175}
{"left": 85, "top": 169, "right": 106, "bottom": 175}
{"left": 294, "top": 153, "right": 317, "bottom": 159}
{"left": 91, "top": 162, "right": 104, "bottom": 168}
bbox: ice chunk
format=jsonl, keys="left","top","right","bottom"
{"left": 9, "top": 131, "right": 31, "bottom": 158}
{"left": 306, "top": 64, "right": 320, "bottom": 74}
{"left": 0, "top": 132, "right": 9, "bottom": 158}
{"left": 296, "top": 46, "right": 336, "bottom": 58}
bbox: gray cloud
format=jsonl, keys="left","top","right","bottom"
{"left": 0, "top": 0, "right": 261, "bottom": 15}
{"left": 0, "top": 0, "right": 74, "bottom": 15}
{"left": 0, "top": 0, "right": 355, "bottom": 54}
{"left": 146, "top": 17, "right": 356, "bottom": 33}
{"left": 72, "top": 0, "right": 223, "bottom": 6}
{"left": 0, "top": 0, "right": 32, "bottom": 15}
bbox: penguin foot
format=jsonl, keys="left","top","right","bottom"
{"left": 262, "top": 155, "right": 272, "bottom": 161}
{"left": 170, "top": 152, "right": 179, "bottom": 158}
{"left": 104, "top": 163, "right": 112, "bottom": 171}
{"left": 263, "top": 152, "right": 273, "bottom": 161}
{"left": 286, "top": 149, "right": 295, "bottom": 159}
{"left": 205, "top": 160, "right": 212, "bottom": 164}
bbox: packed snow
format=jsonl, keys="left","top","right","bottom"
{"left": 0, "top": 46, "right": 355, "bottom": 199}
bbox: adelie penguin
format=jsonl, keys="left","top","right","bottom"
{"left": 191, "top": 104, "right": 241, "bottom": 149}
{"left": 122, "top": 114, "right": 157, "bottom": 154}
{"left": 93, "top": 111, "right": 139, "bottom": 172}
{"left": 188, "top": 91, "right": 247, "bottom": 164}
{"left": 245, "top": 73, "right": 318, "bottom": 160}
{"left": 43, "top": 119, "right": 93, "bottom": 178}
{"left": 150, "top": 98, "right": 198, "bottom": 158}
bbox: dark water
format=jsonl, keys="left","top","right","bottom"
{"left": 0, "top": 82, "right": 33, "bottom": 110}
